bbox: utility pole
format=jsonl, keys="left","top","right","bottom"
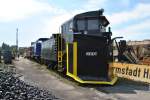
{"left": 16, "top": 28, "right": 18, "bottom": 59}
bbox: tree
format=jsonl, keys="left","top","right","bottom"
{"left": 2, "top": 43, "right": 10, "bottom": 51}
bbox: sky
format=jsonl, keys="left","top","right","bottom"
{"left": 0, "top": 0, "right": 150, "bottom": 47}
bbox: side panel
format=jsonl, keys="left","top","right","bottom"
{"left": 67, "top": 43, "right": 73, "bottom": 74}
{"left": 36, "top": 43, "right": 41, "bottom": 57}
{"left": 41, "top": 39, "right": 56, "bottom": 61}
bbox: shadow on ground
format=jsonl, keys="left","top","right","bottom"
{"left": 79, "top": 78, "right": 150, "bottom": 94}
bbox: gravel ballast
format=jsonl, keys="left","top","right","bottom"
{"left": 0, "top": 64, "right": 59, "bottom": 100}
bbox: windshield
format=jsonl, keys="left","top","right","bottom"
{"left": 87, "top": 19, "right": 99, "bottom": 30}
{"left": 77, "top": 19, "right": 99, "bottom": 31}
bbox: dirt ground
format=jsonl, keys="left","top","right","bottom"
{"left": 13, "top": 57, "right": 150, "bottom": 100}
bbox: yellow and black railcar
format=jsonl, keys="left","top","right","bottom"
{"left": 54, "top": 9, "right": 117, "bottom": 85}
{"left": 32, "top": 9, "right": 117, "bottom": 85}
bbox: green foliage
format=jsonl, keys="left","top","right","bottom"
{"left": 2, "top": 43, "right": 10, "bottom": 51}
{"left": 19, "top": 47, "right": 27, "bottom": 55}
{"left": 10, "top": 45, "right": 17, "bottom": 53}
{"left": 10, "top": 45, "right": 17, "bottom": 57}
